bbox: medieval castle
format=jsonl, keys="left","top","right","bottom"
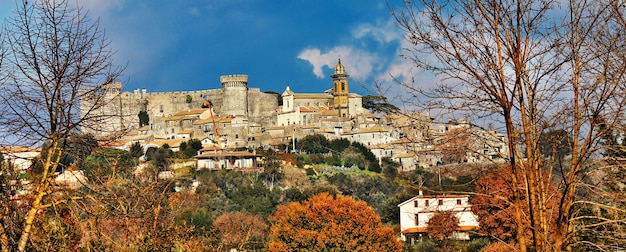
{"left": 80, "top": 59, "right": 508, "bottom": 171}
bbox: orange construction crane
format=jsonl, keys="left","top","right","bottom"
{"left": 203, "top": 98, "right": 221, "bottom": 150}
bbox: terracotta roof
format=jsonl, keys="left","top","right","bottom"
{"left": 293, "top": 94, "right": 331, "bottom": 99}
{"left": 148, "top": 138, "right": 185, "bottom": 148}
{"left": 177, "top": 130, "right": 193, "bottom": 134}
{"left": 347, "top": 126, "right": 387, "bottom": 134}
{"left": 194, "top": 119, "right": 214, "bottom": 125}
{"left": 0, "top": 146, "right": 41, "bottom": 153}
{"left": 314, "top": 128, "right": 335, "bottom": 133}
{"left": 128, "top": 134, "right": 153, "bottom": 141}
{"left": 200, "top": 145, "right": 235, "bottom": 152}
{"left": 394, "top": 152, "right": 416, "bottom": 158}
{"left": 401, "top": 225, "right": 478, "bottom": 234}
{"left": 320, "top": 110, "right": 339, "bottom": 116}
{"left": 299, "top": 107, "right": 317, "bottom": 113}
{"left": 174, "top": 109, "right": 207, "bottom": 116}
{"left": 196, "top": 151, "right": 259, "bottom": 159}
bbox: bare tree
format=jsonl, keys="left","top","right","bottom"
{"left": 392, "top": 0, "right": 626, "bottom": 251}
{"left": 0, "top": 0, "right": 123, "bottom": 250}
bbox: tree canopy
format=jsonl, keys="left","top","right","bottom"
{"left": 268, "top": 193, "right": 402, "bottom": 251}
{"left": 362, "top": 95, "right": 401, "bottom": 114}
{"left": 0, "top": 1, "right": 124, "bottom": 249}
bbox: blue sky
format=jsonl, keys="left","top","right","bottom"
{"left": 0, "top": 0, "right": 420, "bottom": 95}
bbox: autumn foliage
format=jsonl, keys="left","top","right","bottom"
{"left": 471, "top": 165, "right": 560, "bottom": 245}
{"left": 426, "top": 211, "right": 460, "bottom": 241}
{"left": 213, "top": 212, "right": 269, "bottom": 251}
{"left": 268, "top": 193, "right": 402, "bottom": 251}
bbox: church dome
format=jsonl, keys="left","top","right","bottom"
{"left": 334, "top": 58, "right": 346, "bottom": 75}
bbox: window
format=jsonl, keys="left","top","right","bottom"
{"left": 235, "top": 134, "right": 239, "bottom": 139}
{"left": 160, "top": 105, "right": 164, "bottom": 112}
{"left": 438, "top": 199, "right": 443, "bottom": 205}
{"left": 425, "top": 200, "right": 429, "bottom": 206}
{"left": 414, "top": 200, "right": 418, "bottom": 207}
{"left": 414, "top": 214, "right": 419, "bottom": 226}
{"left": 457, "top": 199, "right": 462, "bottom": 205}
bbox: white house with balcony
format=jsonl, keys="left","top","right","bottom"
{"left": 398, "top": 192, "right": 479, "bottom": 243}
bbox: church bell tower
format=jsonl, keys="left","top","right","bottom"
{"left": 331, "top": 58, "right": 349, "bottom": 117}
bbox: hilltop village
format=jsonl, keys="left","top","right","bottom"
{"left": 81, "top": 59, "right": 508, "bottom": 170}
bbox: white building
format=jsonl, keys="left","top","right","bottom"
{"left": 54, "top": 169, "right": 88, "bottom": 189}
{"left": 0, "top": 146, "right": 40, "bottom": 172}
{"left": 398, "top": 193, "right": 479, "bottom": 242}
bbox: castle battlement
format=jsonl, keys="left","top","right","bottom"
{"left": 102, "top": 82, "right": 122, "bottom": 93}
{"left": 146, "top": 89, "right": 215, "bottom": 95}
{"left": 220, "top": 74, "right": 248, "bottom": 85}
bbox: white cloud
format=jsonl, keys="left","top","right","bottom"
{"left": 352, "top": 19, "right": 403, "bottom": 44}
{"left": 297, "top": 46, "right": 378, "bottom": 82}
{"left": 76, "top": 0, "right": 126, "bottom": 15}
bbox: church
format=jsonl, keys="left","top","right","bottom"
{"left": 277, "top": 58, "right": 368, "bottom": 126}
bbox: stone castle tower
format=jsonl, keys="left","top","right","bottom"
{"left": 220, "top": 74, "right": 248, "bottom": 117}
{"left": 331, "top": 58, "right": 349, "bottom": 117}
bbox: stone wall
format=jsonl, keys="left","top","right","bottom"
{"left": 82, "top": 77, "right": 278, "bottom": 138}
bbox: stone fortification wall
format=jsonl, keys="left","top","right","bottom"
{"left": 94, "top": 88, "right": 225, "bottom": 135}
{"left": 140, "top": 89, "right": 222, "bottom": 118}
{"left": 247, "top": 88, "right": 278, "bottom": 125}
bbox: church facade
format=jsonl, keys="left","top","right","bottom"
{"left": 277, "top": 59, "right": 368, "bottom": 127}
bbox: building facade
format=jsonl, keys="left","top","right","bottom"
{"left": 398, "top": 193, "right": 480, "bottom": 242}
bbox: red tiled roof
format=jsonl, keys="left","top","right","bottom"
{"left": 196, "top": 151, "right": 259, "bottom": 159}
{"left": 401, "top": 225, "right": 478, "bottom": 234}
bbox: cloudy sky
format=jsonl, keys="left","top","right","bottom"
{"left": 0, "top": 0, "right": 419, "bottom": 96}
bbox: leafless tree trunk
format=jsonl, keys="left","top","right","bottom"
{"left": 0, "top": 0, "right": 123, "bottom": 250}
{"left": 392, "top": 0, "right": 626, "bottom": 250}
